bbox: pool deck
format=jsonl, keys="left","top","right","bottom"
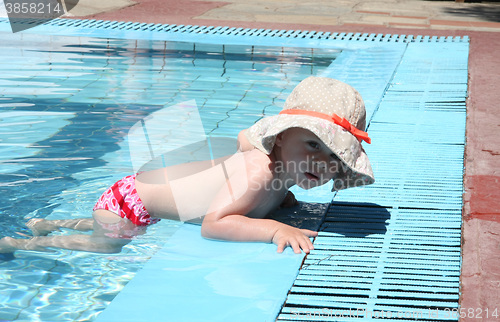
{"left": 66, "top": 0, "right": 500, "bottom": 316}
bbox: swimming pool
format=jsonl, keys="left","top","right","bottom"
{"left": 0, "top": 30, "right": 338, "bottom": 321}
{"left": 0, "top": 18, "right": 469, "bottom": 321}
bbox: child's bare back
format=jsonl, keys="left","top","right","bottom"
{"left": 135, "top": 149, "right": 289, "bottom": 224}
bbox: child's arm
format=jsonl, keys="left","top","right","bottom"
{"left": 202, "top": 207, "right": 317, "bottom": 254}
{"left": 201, "top": 161, "right": 317, "bottom": 253}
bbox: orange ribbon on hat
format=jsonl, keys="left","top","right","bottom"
{"left": 279, "top": 109, "right": 371, "bottom": 144}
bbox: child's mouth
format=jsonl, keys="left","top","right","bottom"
{"left": 304, "top": 172, "right": 319, "bottom": 181}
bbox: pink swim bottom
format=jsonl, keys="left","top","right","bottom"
{"left": 93, "top": 175, "right": 160, "bottom": 226}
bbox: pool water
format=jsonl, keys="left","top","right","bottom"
{"left": 0, "top": 31, "right": 338, "bottom": 321}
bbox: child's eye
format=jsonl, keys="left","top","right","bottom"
{"left": 307, "top": 141, "right": 320, "bottom": 149}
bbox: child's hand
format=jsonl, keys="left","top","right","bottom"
{"left": 272, "top": 225, "right": 318, "bottom": 254}
{"left": 280, "top": 191, "right": 299, "bottom": 208}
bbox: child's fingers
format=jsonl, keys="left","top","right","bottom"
{"left": 301, "top": 236, "right": 314, "bottom": 253}
{"left": 290, "top": 240, "right": 302, "bottom": 254}
{"left": 277, "top": 241, "right": 286, "bottom": 253}
{"left": 276, "top": 238, "right": 305, "bottom": 254}
{"left": 274, "top": 228, "right": 318, "bottom": 254}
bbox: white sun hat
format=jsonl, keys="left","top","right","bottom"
{"left": 245, "top": 76, "right": 374, "bottom": 191}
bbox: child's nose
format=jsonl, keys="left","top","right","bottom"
{"left": 312, "top": 158, "right": 328, "bottom": 171}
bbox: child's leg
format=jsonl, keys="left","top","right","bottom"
{"left": 0, "top": 234, "right": 129, "bottom": 253}
{"left": 26, "top": 218, "right": 94, "bottom": 236}
{"left": 0, "top": 210, "right": 138, "bottom": 254}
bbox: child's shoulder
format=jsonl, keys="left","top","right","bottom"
{"left": 239, "top": 149, "right": 275, "bottom": 181}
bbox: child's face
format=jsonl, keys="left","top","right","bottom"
{"left": 274, "top": 127, "right": 343, "bottom": 189}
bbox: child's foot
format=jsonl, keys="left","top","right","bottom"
{"left": 26, "top": 218, "right": 60, "bottom": 236}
